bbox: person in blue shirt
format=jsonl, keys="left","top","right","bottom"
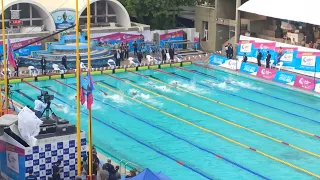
{"left": 26, "top": 170, "right": 37, "bottom": 180}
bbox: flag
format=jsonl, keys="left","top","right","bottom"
{"left": 7, "top": 39, "right": 17, "bottom": 69}
{"left": 80, "top": 73, "right": 86, "bottom": 105}
{"left": 87, "top": 71, "right": 95, "bottom": 110}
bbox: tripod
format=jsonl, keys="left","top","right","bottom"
{"left": 41, "top": 102, "right": 57, "bottom": 123}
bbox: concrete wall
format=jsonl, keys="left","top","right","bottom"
{"left": 194, "top": 6, "right": 216, "bottom": 52}
{"left": 215, "top": 24, "right": 231, "bottom": 51}
{"left": 216, "top": 0, "right": 236, "bottom": 20}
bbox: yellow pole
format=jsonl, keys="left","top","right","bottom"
{"left": 1, "top": 0, "right": 8, "bottom": 114}
{"left": 75, "top": 0, "right": 82, "bottom": 176}
{"left": 86, "top": 0, "right": 93, "bottom": 179}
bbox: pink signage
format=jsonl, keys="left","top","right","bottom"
{"left": 253, "top": 42, "right": 276, "bottom": 50}
{"left": 0, "top": 37, "right": 41, "bottom": 49}
{"left": 93, "top": 32, "right": 141, "bottom": 43}
{"left": 275, "top": 47, "right": 297, "bottom": 52}
{"left": 293, "top": 75, "right": 315, "bottom": 91}
{"left": 160, "top": 30, "right": 183, "bottom": 40}
{"left": 256, "top": 67, "right": 276, "bottom": 80}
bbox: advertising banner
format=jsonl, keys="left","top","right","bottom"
{"left": 160, "top": 30, "right": 184, "bottom": 48}
{"left": 237, "top": 40, "right": 254, "bottom": 56}
{"left": 51, "top": 8, "right": 76, "bottom": 29}
{"left": 0, "top": 140, "right": 25, "bottom": 180}
{"left": 256, "top": 67, "right": 277, "bottom": 80}
{"left": 273, "top": 71, "right": 296, "bottom": 85}
{"left": 0, "top": 37, "right": 41, "bottom": 57}
{"left": 251, "top": 42, "right": 276, "bottom": 62}
{"left": 209, "top": 54, "right": 228, "bottom": 66}
{"left": 294, "top": 52, "right": 319, "bottom": 72}
{"left": 240, "top": 62, "right": 259, "bottom": 76}
{"left": 293, "top": 75, "right": 316, "bottom": 91}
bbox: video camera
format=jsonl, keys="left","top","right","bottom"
{"left": 40, "top": 91, "right": 54, "bottom": 104}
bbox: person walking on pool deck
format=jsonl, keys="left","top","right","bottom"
{"left": 62, "top": 54, "right": 67, "bottom": 69}
{"left": 137, "top": 50, "right": 143, "bottom": 63}
{"left": 256, "top": 49, "right": 262, "bottom": 66}
{"left": 243, "top": 53, "right": 248, "bottom": 63}
{"left": 114, "top": 50, "right": 121, "bottom": 67}
{"left": 266, "top": 51, "right": 271, "bottom": 68}
{"left": 41, "top": 56, "right": 46, "bottom": 75}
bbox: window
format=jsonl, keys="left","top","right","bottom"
{"left": 203, "top": 21, "right": 209, "bottom": 41}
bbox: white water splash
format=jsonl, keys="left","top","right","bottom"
{"left": 54, "top": 103, "right": 69, "bottom": 113}
{"left": 226, "top": 77, "right": 263, "bottom": 91}
{"left": 103, "top": 93, "right": 129, "bottom": 104}
{"left": 169, "top": 80, "right": 208, "bottom": 94}
{"left": 128, "top": 88, "right": 163, "bottom": 106}
{"left": 144, "top": 81, "right": 178, "bottom": 94}
{"left": 203, "top": 80, "right": 239, "bottom": 92}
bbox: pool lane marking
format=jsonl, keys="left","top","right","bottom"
{"left": 23, "top": 80, "right": 213, "bottom": 180}
{"left": 152, "top": 68, "right": 320, "bottom": 139}
{"left": 98, "top": 74, "right": 320, "bottom": 179}
{"left": 126, "top": 70, "right": 320, "bottom": 159}
{"left": 194, "top": 62, "right": 320, "bottom": 100}
{"left": 190, "top": 65, "right": 319, "bottom": 112}
{"left": 49, "top": 80, "right": 269, "bottom": 179}
{"left": 174, "top": 66, "right": 320, "bottom": 125}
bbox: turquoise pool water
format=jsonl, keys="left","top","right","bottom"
{"left": 11, "top": 64, "right": 320, "bottom": 180}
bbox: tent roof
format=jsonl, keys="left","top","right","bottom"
{"left": 127, "top": 169, "right": 160, "bottom": 180}
{"left": 238, "top": 0, "right": 320, "bottom": 26}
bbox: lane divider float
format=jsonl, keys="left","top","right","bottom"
{"left": 23, "top": 80, "right": 213, "bottom": 180}
{"left": 127, "top": 70, "right": 320, "bottom": 159}
{"left": 191, "top": 64, "right": 319, "bottom": 112}
{"left": 52, "top": 80, "right": 269, "bottom": 180}
{"left": 174, "top": 66, "right": 320, "bottom": 125}
{"left": 152, "top": 68, "right": 320, "bottom": 139}
{"left": 98, "top": 74, "right": 320, "bottom": 179}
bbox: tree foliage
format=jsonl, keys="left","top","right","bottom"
{"left": 119, "top": 0, "right": 195, "bottom": 29}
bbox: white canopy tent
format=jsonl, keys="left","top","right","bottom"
{"left": 238, "top": 0, "right": 320, "bottom": 26}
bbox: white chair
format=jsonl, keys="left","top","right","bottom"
{"left": 269, "top": 60, "right": 275, "bottom": 69}
{"left": 276, "top": 62, "right": 283, "bottom": 71}
{"left": 128, "top": 57, "right": 140, "bottom": 66}
{"left": 28, "top": 66, "right": 38, "bottom": 76}
{"left": 146, "top": 55, "right": 154, "bottom": 62}
{"left": 80, "top": 62, "right": 87, "bottom": 71}
{"left": 107, "top": 59, "right": 116, "bottom": 69}
{"left": 1, "top": 68, "right": 12, "bottom": 77}
{"left": 52, "top": 64, "right": 66, "bottom": 74}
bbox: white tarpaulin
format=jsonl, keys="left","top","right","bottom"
{"left": 238, "top": 0, "right": 320, "bottom": 26}
{"left": 18, "top": 107, "right": 42, "bottom": 146}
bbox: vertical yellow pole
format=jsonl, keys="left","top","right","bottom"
{"left": 75, "top": 0, "right": 82, "bottom": 176}
{"left": 86, "top": 0, "right": 93, "bottom": 179}
{"left": 0, "top": 0, "right": 5, "bottom": 115}
{"left": 1, "top": 0, "right": 7, "bottom": 114}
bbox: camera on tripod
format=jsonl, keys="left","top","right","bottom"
{"left": 40, "top": 91, "right": 54, "bottom": 104}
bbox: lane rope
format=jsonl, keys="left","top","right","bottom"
{"left": 152, "top": 68, "right": 320, "bottom": 139}
{"left": 23, "top": 80, "right": 213, "bottom": 180}
{"left": 99, "top": 74, "right": 320, "bottom": 179}
{"left": 51, "top": 79, "right": 269, "bottom": 180}
{"left": 174, "top": 66, "right": 320, "bottom": 125}
{"left": 194, "top": 62, "right": 320, "bottom": 100}
{"left": 127, "top": 70, "right": 320, "bottom": 159}
{"left": 192, "top": 64, "right": 319, "bottom": 112}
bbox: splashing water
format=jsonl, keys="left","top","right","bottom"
{"left": 226, "top": 77, "right": 263, "bottom": 91}
{"left": 128, "top": 88, "right": 163, "bottom": 106}
{"left": 144, "top": 81, "right": 177, "bottom": 94}
{"left": 203, "top": 80, "right": 239, "bottom": 92}
{"left": 54, "top": 104, "right": 69, "bottom": 113}
{"left": 169, "top": 80, "right": 208, "bottom": 94}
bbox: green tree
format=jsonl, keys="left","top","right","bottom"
{"left": 120, "top": 0, "right": 195, "bottom": 29}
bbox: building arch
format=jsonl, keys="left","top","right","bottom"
{"left": 0, "top": 0, "right": 56, "bottom": 32}
{"left": 79, "top": 0, "right": 131, "bottom": 28}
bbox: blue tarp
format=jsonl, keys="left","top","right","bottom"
{"left": 125, "top": 168, "right": 171, "bottom": 180}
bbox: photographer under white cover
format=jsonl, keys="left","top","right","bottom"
{"left": 34, "top": 96, "right": 47, "bottom": 118}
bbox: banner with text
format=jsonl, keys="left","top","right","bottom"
{"left": 293, "top": 75, "right": 316, "bottom": 91}
{"left": 256, "top": 67, "right": 277, "bottom": 80}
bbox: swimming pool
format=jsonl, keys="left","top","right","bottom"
{"left": 11, "top": 64, "right": 320, "bottom": 180}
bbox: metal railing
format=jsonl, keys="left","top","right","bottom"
{"left": 119, "top": 159, "right": 144, "bottom": 175}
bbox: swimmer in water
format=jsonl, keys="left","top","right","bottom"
{"left": 172, "top": 81, "right": 178, "bottom": 88}
{"left": 100, "top": 90, "right": 108, "bottom": 97}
